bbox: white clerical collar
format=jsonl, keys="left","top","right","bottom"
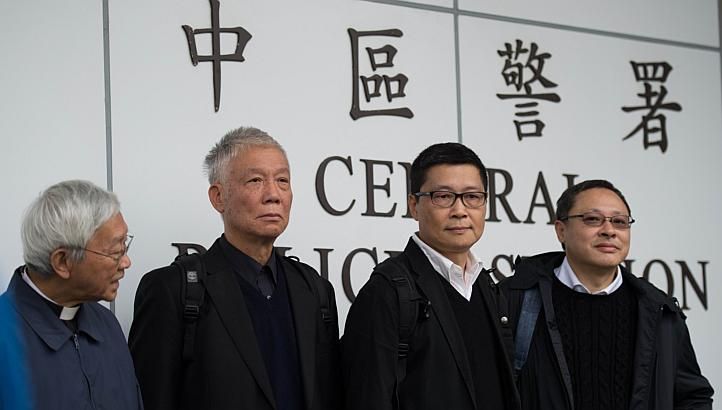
{"left": 553, "top": 257, "right": 623, "bottom": 295}
{"left": 411, "top": 233, "right": 483, "bottom": 301}
{"left": 22, "top": 267, "right": 80, "bottom": 320}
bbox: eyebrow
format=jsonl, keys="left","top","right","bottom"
{"left": 108, "top": 233, "right": 129, "bottom": 245}
{"left": 580, "top": 208, "right": 628, "bottom": 215}
{"left": 244, "top": 167, "right": 290, "bottom": 175}
{"left": 427, "top": 185, "right": 483, "bottom": 191}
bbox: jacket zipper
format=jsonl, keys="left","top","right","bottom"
{"left": 73, "top": 333, "right": 97, "bottom": 409}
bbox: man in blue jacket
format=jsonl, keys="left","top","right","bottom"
{"left": 502, "top": 179, "right": 713, "bottom": 410}
{"left": 0, "top": 180, "right": 142, "bottom": 410}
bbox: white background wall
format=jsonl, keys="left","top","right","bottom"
{"left": 2, "top": 0, "right": 720, "bottom": 391}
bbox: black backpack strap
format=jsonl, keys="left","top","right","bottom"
{"left": 513, "top": 286, "right": 541, "bottom": 380}
{"left": 284, "top": 256, "right": 334, "bottom": 326}
{"left": 172, "top": 253, "right": 206, "bottom": 362}
{"left": 372, "top": 257, "right": 430, "bottom": 407}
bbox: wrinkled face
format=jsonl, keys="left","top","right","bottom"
{"left": 70, "top": 212, "right": 131, "bottom": 302}
{"left": 555, "top": 188, "right": 631, "bottom": 276}
{"left": 409, "top": 164, "right": 486, "bottom": 264}
{"left": 211, "top": 146, "right": 292, "bottom": 245}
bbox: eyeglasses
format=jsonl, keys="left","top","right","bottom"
{"left": 83, "top": 234, "right": 134, "bottom": 264}
{"left": 560, "top": 212, "right": 635, "bottom": 229}
{"left": 414, "top": 191, "right": 488, "bottom": 209}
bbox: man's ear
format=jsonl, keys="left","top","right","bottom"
{"left": 208, "top": 183, "right": 225, "bottom": 213}
{"left": 554, "top": 220, "right": 566, "bottom": 246}
{"left": 49, "top": 248, "right": 73, "bottom": 280}
{"left": 408, "top": 194, "right": 420, "bottom": 221}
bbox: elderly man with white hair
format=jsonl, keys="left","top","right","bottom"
{"left": 0, "top": 180, "right": 143, "bottom": 410}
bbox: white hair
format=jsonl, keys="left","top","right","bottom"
{"left": 21, "top": 180, "right": 120, "bottom": 276}
{"left": 204, "top": 126, "right": 286, "bottom": 184}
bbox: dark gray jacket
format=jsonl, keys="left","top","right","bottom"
{"left": 501, "top": 252, "right": 713, "bottom": 410}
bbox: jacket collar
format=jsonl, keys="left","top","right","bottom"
{"left": 9, "top": 266, "right": 105, "bottom": 352}
{"left": 411, "top": 234, "right": 483, "bottom": 301}
{"left": 508, "top": 252, "right": 681, "bottom": 313}
{"left": 201, "top": 238, "right": 319, "bottom": 410}
{"left": 403, "top": 238, "right": 479, "bottom": 409}
{"left": 201, "top": 239, "right": 277, "bottom": 408}
{"left": 620, "top": 270, "right": 681, "bottom": 314}
{"left": 506, "top": 252, "right": 565, "bottom": 290}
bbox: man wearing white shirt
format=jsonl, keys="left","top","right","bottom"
{"left": 502, "top": 179, "right": 713, "bottom": 410}
{"left": 342, "top": 142, "right": 521, "bottom": 410}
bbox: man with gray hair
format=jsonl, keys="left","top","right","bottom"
{"left": 0, "top": 180, "right": 142, "bottom": 409}
{"left": 129, "top": 126, "right": 340, "bottom": 410}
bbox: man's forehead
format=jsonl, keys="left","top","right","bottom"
{"left": 423, "top": 164, "right": 482, "bottom": 185}
{"left": 91, "top": 214, "right": 128, "bottom": 244}
{"left": 234, "top": 145, "right": 286, "bottom": 159}
{"left": 572, "top": 188, "right": 628, "bottom": 210}
{"left": 232, "top": 147, "right": 289, "bottom": 169}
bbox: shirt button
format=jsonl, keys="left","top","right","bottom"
{"left": 500, "top": 316, "right": 508, "bottom": 325}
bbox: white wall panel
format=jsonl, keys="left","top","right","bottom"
{"left": 0, "top": 0, "right": 719, "bottom": 394}
{"left": 0, "top": 2, "right": 107, "bottom": 290}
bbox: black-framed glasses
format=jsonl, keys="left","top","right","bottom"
{"left": 414, "top": 191, "right": 488, "bottom": 209}
{"left": 560, "top": 212, "right": 635, "bottom": 229}
{"left": 83, "top": 234, "right": 134, "bottom": 264}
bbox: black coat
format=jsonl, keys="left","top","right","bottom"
{"left": 501, "top": 252, "right": 713, "bottom": 410}
{"left": 342, "top": 238, "right": 521, "bottom": 410}
{"left": 128, "top": 238, "right": 340, "bottom": 410}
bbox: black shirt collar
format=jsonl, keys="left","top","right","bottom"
{"left": 219, "top": 234, "right": 278, "bottom": 286}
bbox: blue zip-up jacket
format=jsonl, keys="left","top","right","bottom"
{"left": 0, "top": 267, "right": 143, "bottom": 410}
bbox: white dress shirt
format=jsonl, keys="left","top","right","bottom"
{"left": 553, "top": 256, "right": 623, "bottom": 295}
{"left": 411, "top": 234, "right": 483, "bottom": 301}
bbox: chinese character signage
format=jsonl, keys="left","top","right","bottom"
{"left": 182, "top": 0, "right": 252, "bottom": 112}
{"left": 348, "top": 28, "right": 414, "bottom": 120}
{"left": 621, "top": 61, "right": 682, "bottom": 153}
{"left": 496, "top": 39, "right": 561, "bottom": 140}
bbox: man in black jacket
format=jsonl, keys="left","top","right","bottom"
{"left": 129, "top": 127, "right": 340, "bottom": 410}
{"left": 342, "top": 142, "right": 521, "bottom": 410}
{"left": 502, "top": 179, "right": 713, "bottom": 410}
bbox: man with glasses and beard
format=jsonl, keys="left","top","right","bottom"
{"left": 502, "top": 179, "right": 713, "bottom": 410}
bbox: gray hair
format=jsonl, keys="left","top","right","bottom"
{"left": 204, "top": 126, "right": 286, "bottom": 184}
{"left": 21, "top": 180, "right": 120, "bottom": 276}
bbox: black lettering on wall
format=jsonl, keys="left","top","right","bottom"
{"left": 171, "top": 242, "right": 208, "bottom": 255}
{"left": 316, "top": 156, "right": 356, "bottom": 216}
{"left": 398, "top": 161, "right": 413, "bottom": 218}
{"left": 487, "top": 168, "right": 521, "bottom": 223}
{"left": 523, "top": 171, "right": 555, "bottom": 224}
{"left": 491, "top": 254, "right": 516, "bottom": 280}
{"left": 275, "top": 246, "right": 291, "bottom": 257}
{"left": 563, "top": 173, "right": 579, "bottom": 190}
{"left": 677, "top": 260, "right": 708, "bottom": 310}
{"left": 314, "top": 248, "right": 333, "bottom": 280}
{"left": 643, "top": 259, "right": 674, "bottom": 296}
{"left": 360, "top": 159, "right": 397, "bottom": 217}
{"left": 383, "top": 249, "right": 403, "bottom": 259}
